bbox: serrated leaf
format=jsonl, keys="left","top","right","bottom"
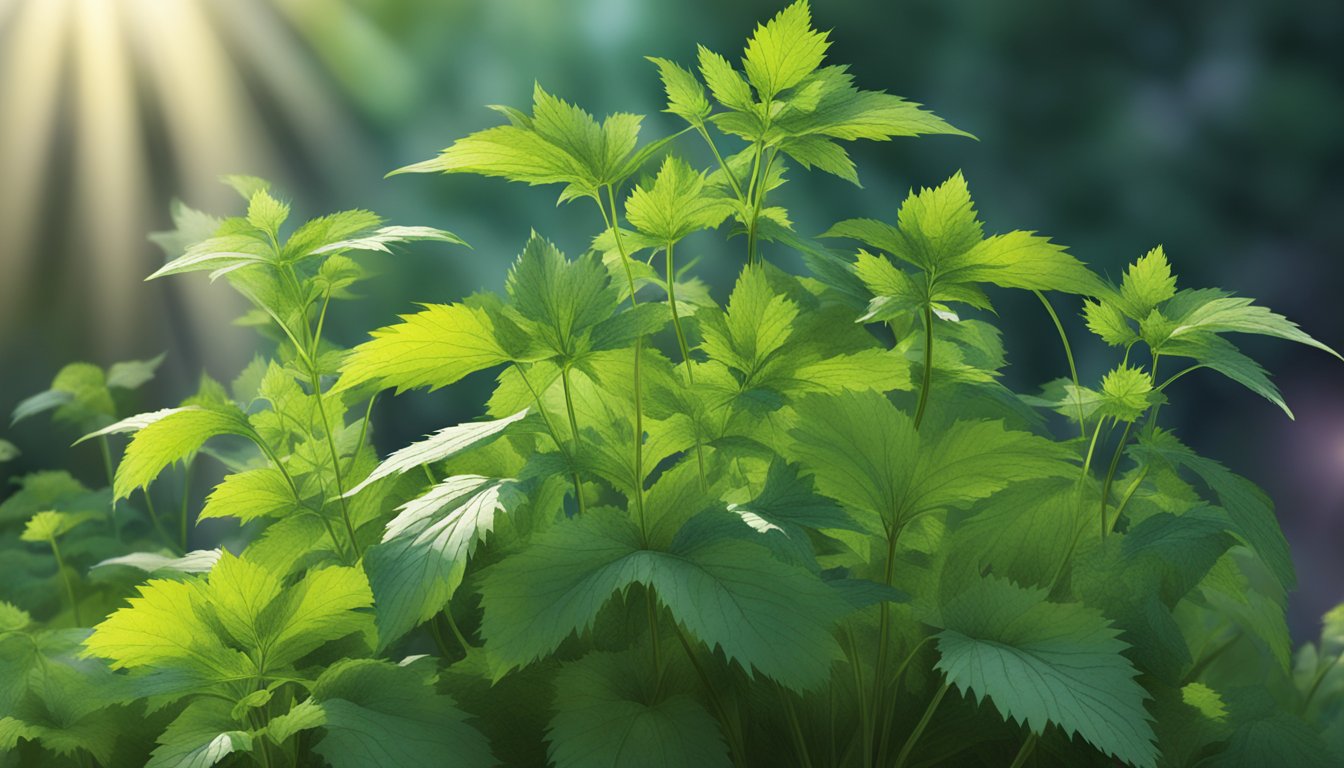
{"left": 264, "top": 698, "right": 326, "bottom": 744}
{"left": 624, "top": 156, "right": 732, "bottom": 243}
{"left": 936, "top": 577, "right": 1158, "bottom": 768}
{"left": 339, "top": 303, "right": 512, "bottom": 394}
{"left": 1116, "top": 246, "right": 1177, "bottom": 319}
{"left": 145, "top": 699, "right": 253, "bottom": 768}
{"left": 479, "top": 507, "right": 844, "bottom": 690}
{"left": 365, "top": 476, "right": 513, "bottom": 647}
{"left": 74, "top": 406, "right": 195, "bottom": 446}
{"left": 344, "top": 409, "right": 527, "bottom": 497}
{"left": 1084, "top": 299, "right": 1138, "bottom": 346}
{"left": 698, "top": 265, "right": 798, "bottom": 378}
{"left": 1166, "top": 295, "right": 1340, "bottom": 359}
{"left": 742, "top": 1, "right": 830, "bottom": 99}
{"left": 789, "top": 390, "right": 1074, "bottom": 534}
{"left": 0, "top": 601, "right": 31, "bottom": 632}
{"left": 20, "top": 510, "right": 98, "bottom": 542}
{"left": 1100, "top": 365, "right": 1154, "bottom": 421}
{"left": 199, "top": 468, "right": 295, "bottom": 523}
{"left": 246, "top": 188, "right": 290, "bottom": 238}
{"left": 311, "top": 659, "right": 493, "bottom": 768}
{"left": 506, "top": 233, "right": 618, "bottom": 359}
{"left": 648, "top": 57, "right": 711, "bottom": 124}
{"left": 547, "top": 650, "right": 731, "bottom": 768}
{"left": 114, "top": 406, "right": 253, "bottom": 499}
{"left": 698, "top": 45, "right": 755, "bottom": 113}
{"left": 147, "top": 232, "right": 273, "bottom": 280}
{"left": 308, "top": 225, "right": 465, "bottom": 256}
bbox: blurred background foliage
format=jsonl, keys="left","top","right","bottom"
{"left": 0, "top": 0, "right": 1340, "bottom": 638}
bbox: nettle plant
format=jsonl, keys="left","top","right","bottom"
{"left": 3, "top": 2, "right": 1343, "bottom": 767}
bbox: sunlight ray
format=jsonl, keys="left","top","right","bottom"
{"left": 0, "top": 0, "right": 70, "bottom": 328}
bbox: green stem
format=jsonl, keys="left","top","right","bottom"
{"left": 179, "top": 460, "right": 193, "bottom": 551}
{"left": 646, "top": 588, "right": 664, "bottom": 696}
{"left": 49, "top": 537, "right": 82, "bottom": 626}
{"left": 778, "top": 683, "right": 816, "bottom": 768}
{"left": 746, "top": 147, "right": 778, "bottom": 266}
{"left": 666, "top": 240, "right": 708, "bottom": 489}
{"left": 893, "top": 681, "right": 950, "bottom": 768}
{"left": 443, "top": 610, "right": 473, "bottom": 650}
{"left": 140, "top": 489, "right": 174, "bottom": 551}
{"left": 97, "top": 436, "right": 121, "bottom": 541}
{"left": 914, "top": 305, "right": 935, "bottom": 430}
{"left": 1007, "top": 732, "right": 1038, "bottom": 768}
{"left": 1099, "top": 421, "right": 1134, "bottom": 540}
{"left": 559, "top": 366, "right": 588, "bottom": 516}
{"left": 875, "top": 633, "right": 939, "bottom": 764}
{"left": 870, "top": 524, "right": 904, "bottom": 766}
{"left": 309, "top": 370, "right": 361, "bottom": 558}
{"left": 346, "top": 395, "right": 377, "bottom": 478}
{"left": 1033, "top": 290, "right": 1085, "bottom": 437}
{"left": 253, "top": 435, "right": 348, "bottom": 560}
{"left": 1106, "top": 466, "right": 1148, "bottom": 537}
{"left": 600, "top": 186, "right": 646, "bottom": 536}
{"left": 844, "top": 627, "right": 873, "bottom": 767}
{"left": 428, "top": 616, "right": 455, "bottom": 659}
{"left": 695, "top": 123, "right": 744, "bottom": 201}
{"left": 673, "top": 624, "right": 747, "bottom": 768}
{"left": 516, "top": 362, "right": 585, "bottom": 514}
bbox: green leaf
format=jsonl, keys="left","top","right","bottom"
{"left": 246, "top": 188, "right": 290, "bottom": 239}
{"left": 338, "top": 303, "right": 512, "bottom": 394}
{"left": 1116, "top": 246, "right": 1177, "bottom": 319}
{"left": 147, "top": 231, "right": 273, "bottom": 280}
{"left": 0, "top": 717, "right": 39, "bottom": 751}
{"left": 311, "top": 659, "right": 493, "bottom": 768}
{"left": 936, "top": 577, "right": 1158, "bottom": 768}
{"left": 345, "top": 409, "right": 527, "bottom": 497}
{"left": 547, "top": 650, "right": 731, "bottom": 768}
{"left": 199, "top": 468, "right": 295, "bottom": 523}
{"left": 0, "top": 438, "right": 18, "bottom": 462}
{"left": 281, "top": 209, "right": 383, "bottom": 259}
{"left": 945, "top": 229, "right": 1108, "bottom": 296}
{"left": 394, "top": 83, "right": 645, "bottom": 199}
{"left": 506, "top": 233, "right": 618, "bottom": 359}
{"left": 145, "top": 699, "right": 253, "bottom": 768}
{"left": 1160, "top": 333, "right": 1292, "bottom": 417}
{"left": 93, "top": 549, "right": 222, "bottom": 575}
{"left": 789, "top": 390, "right": 1074, "bottom": 534}
{"left": 1131, "top": 430, "right": 1295, "bottom": 593}
{"left": 624, "top": 156, "right": 732, "bottom": 244}
{"left": 1166, "top": 295, "right": 1341, "bottom": 360}
{"left": 263, "top": 563, "right": 374, "bottom": 668}
{"left": 20, "top": 510, "right": 97, "bottom": 543}
{"left": 0, "top": 601, "right": 31, "bottom": 632}
{"left": 114, "top": 406, "right": 253, "bottom": 499}
{"left": 106, "top": 352, "right": 166, "bottom": 390}
{"left": 220, "top": 174, "right": 270, "bottom": 201}
{"left": 1100, "top": 365, "right": 1155, "bottom": 422}
{"left": 742, "top": 1, "right": 830, "bottom": 99}
{"left": 773, "top": 66, "right": 974, "bottom": 145}
{"left": 305, "top": 225, "right": 465, "bottom": 258}
{"left": 74, "top": 406, "right": 194, "bottom": 446}
{"left": 698, "top": 265, "right": 798, "bottom": 379}
{"left": 10, "top": 388, "right": 74, "bottom": 426}
{"left": 697, "top": 45, "right": 755, "bottom": 113}
{"left": 365, "top": 476, "right": 514, "bottom": 647}
{"left": 479, "top": 508, "right": 844, "bottom": 690}
{"left": 1084, "top": 298, "right": 1139, "bottom": 346}
{"left": 647, "top": 57, "right": 712, "bottom": 124}
{"left": 264, "top": 698, "right": 326, "bottom": 744}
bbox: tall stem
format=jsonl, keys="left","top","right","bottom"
{"left": 559, "top": 366, "right": 588, "bottom": 515}
{"left": 309, "top": 369, "right": 361, "bottom": 558}
{"left": 1033, "top": 290, "right": 1085, "bottom": 437}
{"left": 666, "top": 240, "right": 708, "bottom": 489}
{"left": 516, "top": 363, "right": 585, "bottom": 515}
{"left": 140, "top": 489, "right": 174, "bottom": 552}
{"left": 746, "top": 147, "right": 777, "bottom": 266}
{"left": 599, "top": 186, "right": 646, "bottom": 533}
{"left": 893, "top": 680, "right": 950, "bottom": 768}
{"left": 1008, "top": 732, "right": 1038, "bottom": 768}
{"left": 913, "top": 305, "right": 935, "bottom": 430}
{"left": 869, "top": 523, "right": 904, "bottom": 766}
{"left": 179, "top": 460, "right": 193, "bottom": 552}
{"left": 673, "top": 625, "right": 747, "bottom": 767}
{"left": 97, "top": 436, "right": 121, "bottom": 541}
{"left": 49, "top": 537, "right": 82, "bottom": 626}
{"left": 1099, "top": 421, "right": 1135, "bottom": 539}
{"left": 695, "top": 124, "right": 744, "bottom": 201}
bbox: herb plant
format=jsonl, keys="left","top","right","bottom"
{"left": 3, "top": 3, "right": 1343, "bottom": 766}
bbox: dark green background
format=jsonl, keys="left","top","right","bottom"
{"left": 1, "top": 0, "right": 1340, "bottom": 637}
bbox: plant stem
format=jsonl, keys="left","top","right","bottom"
{"left": 1099, "top": 421, "right": 1134, "bottom": 539}
{"left": 778, "top": 683, "right": 816, "bottom": 768}
{"left": 179, "top": 460, "right": 193, "bottom": 552}
{"left": 97, "top": 435, "right": 121, "bottom": 541}
{"left": 666, "top": 240, "right": 708, "bottom": 489}
{"left": 870, "top": 524, "right": 904, "bottom": 766}
{"left": 599, "top": 186, "right": 647, "bottom": 535}
{"left": 914, "top": 305, "right": 935, "bottom": 430}
{"left": 559, "top": 366, "right": 588, "bottom": 515}
{"left": 49, "top": 537, "right": 82, "bottom": 626}
{"left": 516, "top": 362, "right": 585, "bottom": 515}
{"left": 442, "top": 610, "right": 473, "bottom": 650}
{"left": 1033, "top": 290, "right": 1085, "bottom": 437}
{"left": 893, "top": 680, "right": 950, "bottom": 768}
{"left": 428, "top": 616, "right": 455, "bottom": 659}
{"left": 695, "top": 124, "right": 744, "bottom": 200}
{"left": 141, "top": 489, "right": 173, "bottom": 551}
{"left": 646, "top": 587, "right": 664, "bottom": 696}
{"left": 673, "top": 624, "right": 747, "bottom": 767}
{"left": 309, "top": 371, "right": 361, "bottom": 558}
{"left": 746, "top": 147, "right": 778, "bottom": 266}
{"left": 252, "top": 434, "right": 348, "bottom": 560}
{"left": 1008, "top": 732, "right": 1038, "bottom": 768}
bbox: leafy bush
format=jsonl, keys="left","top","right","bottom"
{"left": 3, "top": 3, "right": 1342, "bottom": 766}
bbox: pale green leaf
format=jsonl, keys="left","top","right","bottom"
{"left": 338, "top": 303, "right": 512, "bottom": 394}
{"left": 199, "top": 468, "right": 295, "bottom": 523}
{"left": 114, "top": 406, "right": 253, "bottom": 499}
{"left": 145, "top": 699, "right": 253, "bottom": 768}
{"left": 1116, "top": 246, "right": 1177, "bottom": 319}
{"left": 20, "top": 510, "right": 97, "bottom": 542}
{"left": 344, "top": 408, "right": 527, "bottom": 497}
{"left": 648, "top": 57, "right": 711, "bottom": 124}
{"left": 365, "top": 476, "right": 513, "bottom": 648}
{"left": 93, "top": 549, "right": 223, "bottom": 575}
{"left": 697, "top": 45, "right": 756, "bottom": 113}
{"left": 742, "top": 0, "right": 830, "bottom": 99}
{"left": 106, "top": 352, "right": 166, "bottom": 390}
{"left": 624, "top": 156, "right": 732, "bottom": 243}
